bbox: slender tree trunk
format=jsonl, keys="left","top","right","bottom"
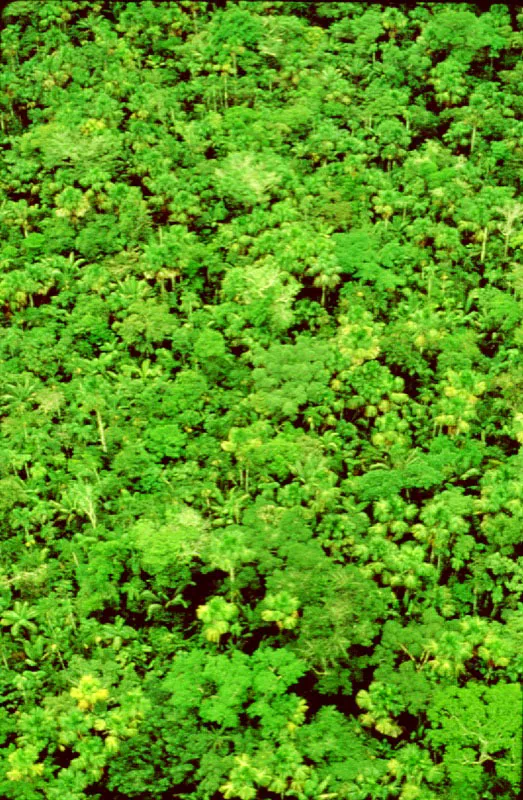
{"left": 96, "top": 409, "right": 107, "bottom": 453}
{"left": 427, "top": 268, "right": 433, "bottom": 301}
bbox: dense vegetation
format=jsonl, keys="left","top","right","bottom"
{"left": 1, "top": 1, "right": 523, "bottom": 798}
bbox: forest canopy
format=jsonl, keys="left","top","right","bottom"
{"left": 0, "top": 2, "right": 523, "bottom": 799}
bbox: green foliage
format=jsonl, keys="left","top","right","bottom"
{"left": 1, "top": 2, "right": 522, "bottom": 799}
{"left": 427, "top": 682, "right": 522, "bottom": 799}
{"left": 197, "top": 597, "right": 239, "bottom": 643}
